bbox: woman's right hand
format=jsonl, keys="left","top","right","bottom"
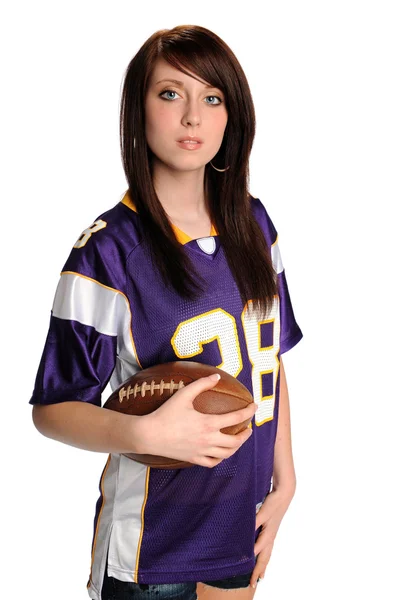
{"left": 140, "top": 373, "right": 257, "bottom": 468}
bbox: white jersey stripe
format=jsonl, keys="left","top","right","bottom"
{"left": 53, "top": 271, "right": 142, "bottom": 392}
{"left": 54, "top": 271, "right": 128, "bottom": 336}
{"left": 271, "top": 235, "right": 284, "bottom": 274}
{"left": 87, "top": 455, "right": 149, "bottom": 596}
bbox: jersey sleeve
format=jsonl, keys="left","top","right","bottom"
{"left": 29, "top": 217, "right": 136, "bottom": 407}
{"left": 275, "top": 252, "right": 304, "bottom": 354}
{"left": 253, "top": 197, "right": 303, "bottom": 355}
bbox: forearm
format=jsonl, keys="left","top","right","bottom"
{"left": 32, "top": 400, "right": 149, "bottom": 455}
{"left": 272, "top": 357, "right": 296, "bottom": 495}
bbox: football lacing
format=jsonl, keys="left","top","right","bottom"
{"left": 118, "top": 378, "right": 186, "bottom": 403}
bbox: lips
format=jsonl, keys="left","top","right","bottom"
{"left": 177, "top": 137, "right": 203, "bottom": 143}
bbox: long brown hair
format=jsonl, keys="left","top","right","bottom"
{"left": 120, "top": 24, "right": 278, "bottom": 320}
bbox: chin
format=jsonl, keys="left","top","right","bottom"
{"left": 163, "top": 157, "right": 208, "bottom": 172}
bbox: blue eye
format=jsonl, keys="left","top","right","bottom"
{"left": 205, "top": 96, "right": 223, "bottom": 105}
{"left": 159, "top": 89, "right": 223, "bottom": 105}
{"left": 160, "top": 90, "right": 179, "bottom": 101}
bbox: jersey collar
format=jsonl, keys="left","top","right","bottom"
{"left": 120, "top": 190, "right": 218, "bottom": 245}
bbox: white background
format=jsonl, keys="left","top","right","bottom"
{"left": 1, "top": 1, "right": 399, "bottom": 599}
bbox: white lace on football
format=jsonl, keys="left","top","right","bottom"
{"left": 118, "top": 378, "right": 186, "bottom": 402}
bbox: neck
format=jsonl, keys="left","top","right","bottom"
{"left": 152, "top": 157, "right": 209, "bottom": 220}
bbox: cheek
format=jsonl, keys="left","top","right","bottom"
{"left": 145, "top": 103, "right": 174, "bottom": 141}
{"left": 207, "top": 112, "right": 228, "bottom": 145}
{"left": 219, "top": 109, "right": 229, "bottom": 132}
{"left": 144, "top": 105, "right": 177, "bottom": 161}
{"left": 208, "top": 106, "right": 228, "bottom": 132}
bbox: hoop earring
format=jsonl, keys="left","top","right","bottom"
{"left": 210, "top": 160, "right": 230, "bottom": 172}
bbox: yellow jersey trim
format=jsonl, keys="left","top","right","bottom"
{"left": 120, "top": 190, "right": 218, "bottom": 245}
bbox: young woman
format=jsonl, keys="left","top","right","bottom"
{"left": 30, "top": 25, "right": 303, "bottom": 600}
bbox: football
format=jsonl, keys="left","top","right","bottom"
{"left": 103, "top": 361, "right": 255, "bottom": 469}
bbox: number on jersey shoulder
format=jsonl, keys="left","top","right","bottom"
{"left": 73, "top": 219, "right": 107, "bottom": 248}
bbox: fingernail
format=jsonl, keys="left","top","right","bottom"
{"left": 209, "top": 373, "right": 220, "bottom": 381}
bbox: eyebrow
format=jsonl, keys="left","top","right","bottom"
{"left": 155, "top": 78, "right": 217, "bottom": 90}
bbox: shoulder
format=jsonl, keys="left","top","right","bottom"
{"left": 249, "top": 194, "right": 278, "bottom": 246}
{"left": 75, "top": 193, "right": 142, "bottom": 253}
{"left": 60, "top": 191, "right": 141, "bottom": 292}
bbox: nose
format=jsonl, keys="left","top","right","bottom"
{"left": 182, "top": 115, "right": 200, "bottom": 127}
{"left": 181, "top": 101, "right": 201, "bottom": 128}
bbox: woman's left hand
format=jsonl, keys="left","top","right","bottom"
{"left": 249, "top": 487, "right": 295, "bottom": 589}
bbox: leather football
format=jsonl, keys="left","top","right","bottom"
{"left": 103, "top": 361, "right": 255, "bottom": 469}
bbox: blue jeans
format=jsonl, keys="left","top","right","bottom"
{"left": 100, "top": 563, "right": 253, "bottom": 599}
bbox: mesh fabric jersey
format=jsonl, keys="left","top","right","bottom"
{"left": 29, "top": 191, "right": 303, "bottom": 600}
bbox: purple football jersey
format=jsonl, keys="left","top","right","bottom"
{"left": 29, "top": 190, "right": 303, "bottom": 598}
